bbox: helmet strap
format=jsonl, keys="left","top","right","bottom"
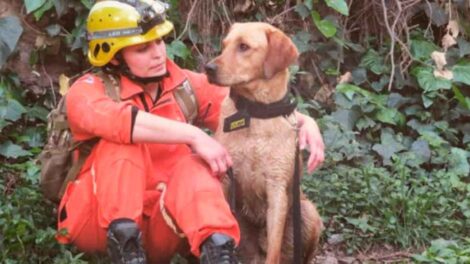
{"left": 103, "top": 53, "right": 169, "bottom": 85}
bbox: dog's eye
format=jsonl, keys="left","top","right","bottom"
{"left": 238, "top": 43, "right": 250, "bottom": 52}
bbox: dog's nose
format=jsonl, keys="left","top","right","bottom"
{"left": 204, "top": 62, "right": 218, "bottom": 76}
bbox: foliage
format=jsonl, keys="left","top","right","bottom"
{"left": 413, "top": 239, "right": 470, "bottom": 264}
{"left": 0, "top": 73, "right": 87, "bottom": 263}
{"left": 1, "top": 0, "right": 470, "bottom": 261}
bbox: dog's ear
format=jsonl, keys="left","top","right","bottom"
{"left": 263, "top": 29, "right": 299, "bottom": 79}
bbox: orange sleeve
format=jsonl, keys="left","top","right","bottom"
{"left": 183, "top": 70, "right": 229, "bottom": 132}
{"left": 66, "top": 73, "right": 134, "bottom": 144}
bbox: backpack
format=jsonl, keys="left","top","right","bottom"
{"left": 38, "top": 72, "right": 199, "bottom": 202}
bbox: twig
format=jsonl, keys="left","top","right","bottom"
{"left": 423, "top": 0, "right": 433, "bottom": 37}
{"left": 358, "top": 251, "right": 414, "bottom": 261}
{"left": 176, "top": 0, "right": 199, "bottom": 41}
{"left": 336, "top": 0, "right": 354, "bottom": 74}
{"left": 20, "top": 4, "right": 44, "bottom": 35}
{"left": 40, "top": 53, "right": 57, "bottom": 106}
{"left": 381, "top": 0, "right": 401, "bottom": 91}
{"left": 220, "top": 0, "right": 232, "bottom": 25}
{"left": 267, "top": 5, "right": 296, "bottom": 24}
{"left": 310, "top": 58, "right": 326, "bottom": 86}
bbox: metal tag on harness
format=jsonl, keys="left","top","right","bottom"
{"left": 223, "top": 110, "right": 250, "bottom": 132}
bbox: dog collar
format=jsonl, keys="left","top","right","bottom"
{"left": 223, "top": 89, "right": 297, "bottom": 132}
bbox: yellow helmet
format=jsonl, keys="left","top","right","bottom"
{"left": 86, "top": 0, "right": 174, "bottom": 66}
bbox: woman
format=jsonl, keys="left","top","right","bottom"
{"left": 56, "top": 1, "right": 324, "bottom": 263}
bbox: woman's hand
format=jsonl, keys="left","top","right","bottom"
{"left": 295, "top": 112, "right": 325, "bottom": 173}
{"left": 190, "top": 130, "right": 233, "bottom": 177}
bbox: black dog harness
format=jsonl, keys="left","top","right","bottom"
{"left": 223, "top": 89, "right": 297, "bottom": 132}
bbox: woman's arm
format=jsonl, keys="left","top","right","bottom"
{"left": 132, "top": 110, "right": 232, "bottom": 176}
{"left": 294, "top": 111, "right": 325, "bottom": 173}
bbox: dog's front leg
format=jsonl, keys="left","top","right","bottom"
{"left": 265, "top": 182, "right": 289, "bottom": 264}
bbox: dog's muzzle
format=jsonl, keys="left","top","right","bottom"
{"left": 204, "top": 62, "right": 218, "bottom": 84}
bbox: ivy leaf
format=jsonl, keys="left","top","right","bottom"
{"left": 410, "top": 39, "right": 439, "bottom": 61}
{"left": 411, "top": 66, "right": 452, "bottom": 92}
{"left": 410, "top": 139, "right": 431, "bottom": 163}
{"left": 351, "top": 68, "right": 367, "bottom": 85}
{"left": 311, "top": 11, "right": 337, "bottom": 38}
{"left": 457, "top": 37, "right": 470, "bottom": 57}
{"left": 448, "top": 148, "right": 470, "bottom": 177}
{"left": 452, "top": 61, "right": 470, "bottom": 85}
{"left": 45, "top": 24, "right": 61, "bottom": 37}
{"left": 80, "top": 0, "right": 94, "bottom": 9}
{"left": 452, "top": 85, "right": 470, "bottom": 110}
{"left": 166, "top": 40, "right": 190, "bottom": 60}
{"left": 24, "top": 0, "right": 47, "bottom": 14}
{"left": 304, "top": 0, "right": 313, "bottom": 10}
{"left": 292, "top": 31, "right": 313, "bottom": 54}
{"left": 0, "top": 141, "right": 32, "bottom": 158}
{"left": 0, "top": 99, "right": 27, "bottom": 122}
{"left": 331, "top": 108, "right": 360, "bottom": 131}
{"left": 423, "top": 2, "right": 448, "bottom": 27}
{"left": 372, "top": 128, "right": 407, "bottom": 165}
{"left": 325, "top": 0, "right": 349, "bottom": 16}
{"left": 0, "top": 119, "right": 10, "bottom": 132}
{"left": 360, "top": 49, "right": 387, "bottom": 75}
{"left": 374, "top": 107, "right": 405, "bottom": 126}
{"left": 33, "top": 0, "right": 55, "bottom": 21}
{"left": 294, "top": 4, "right": 310, "bottom": 19}
{"left": 419, "top": 130, "right": 448, "bottom": 148}
{"left": 0, "top": 16, "right": 23, "bottom": 67}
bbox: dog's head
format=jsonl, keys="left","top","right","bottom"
{"left": 205, "top": 22, "right": 299, "bottom": 87}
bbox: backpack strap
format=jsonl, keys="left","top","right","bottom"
{"left": 96, "top": 71, "right": 121, "bottom": 102}
{"left": 174, "top": 80, "right": 198, "bottom": 124}
{"left": 57, "top": 72, "right": 121, "bottom": 198}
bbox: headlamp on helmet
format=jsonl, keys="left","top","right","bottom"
{"left": 86, "top": 0, "right": 174, "bottom": 67}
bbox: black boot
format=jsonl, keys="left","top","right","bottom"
{"left": 200, "top": 233, "right": 239, "bottom": 264}
{"left": 107, "top": 218, "right": 147, "bottom": 264}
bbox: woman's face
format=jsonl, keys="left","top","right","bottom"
{"left": 120, "top": 39, "right": 167, "bottom": 77}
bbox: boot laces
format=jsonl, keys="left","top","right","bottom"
{"left": 203, "top": 240, "right": 238, "bottom": 264}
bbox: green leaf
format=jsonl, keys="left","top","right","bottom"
{"left": 0, "top": 99, "right": 27, "bottom": 122}
{"left": 452, "top": 85, "right": 470, "bottom": 110}
{"left": 372, "top": 128, "right": 407, "bottom": 165}
{"left": 422, "top": 93, "right": 434, "bottom": 108}
{"left": 33, "top": 0, "right": 55, "bottom": 21}
{"left": 457, "top": 37, "right": 470, "bottom": 57}
{"left": 24, "top": 0, "right": 47, "bottom": 14}
{"left": 80, "top": 0, "right": 94, "bottom": 9}
{"left": 26, "top": 105, "right": 49, "bottom": 121}
{"left": 410, "top": 139, "right": 431, "bottom": 163}
{"left": 374, "top": 107, "right": 405, "bottom": 126}
{"left": 0, "top": 141, "right": 32, "bottom": 158}
{"left": 410, "top": 39, "right": 439, "bottom": 60}
{"left": 448, "top": 148, "right": 470, "bottom": 177}
{"left": 0, "top": 16, "right": 23, "bottom": 67}
{"left": 311, "top": 11, "right": 337, "bottom": 38}
{"left": 423, "top": 2, "right": 448, "bottom": 27}
{"left": 294, "top": 4, "right": 310, "bottom": 19}
{"left": 419, "top": 131, "right": 448, "bottom": 148}
{"left": 304, "top": 0, "right": 313, "bottom": 10}
{"left": 452, "top": 61, "right": 470, "bottom": 85}
{"left": 292, "top": 31, "right": 313, "bottom": 54}
{"left": 336, "top": 83, "right": 372, "bottom": 100}
{"left": 325, "top": 0, "right": 349, "bottom": 16}
{"left": 45, "top": 24, "right": 61, "bottom": 37}
{"left": 166, "top": 40, "right": 191, "bottom": 60}
{"left": 411, "top": 66, "right": 452, "bottom": 92}
{"left": 360, "top": 49, "right": 387, "bottom": 75}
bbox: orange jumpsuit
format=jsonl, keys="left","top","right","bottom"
{"left": 56, "top": 59, "right": 240, "bottom": 263}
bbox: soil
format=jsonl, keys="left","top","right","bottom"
{"left": 1, "top": 0, "right": 73, "bottom": 96}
